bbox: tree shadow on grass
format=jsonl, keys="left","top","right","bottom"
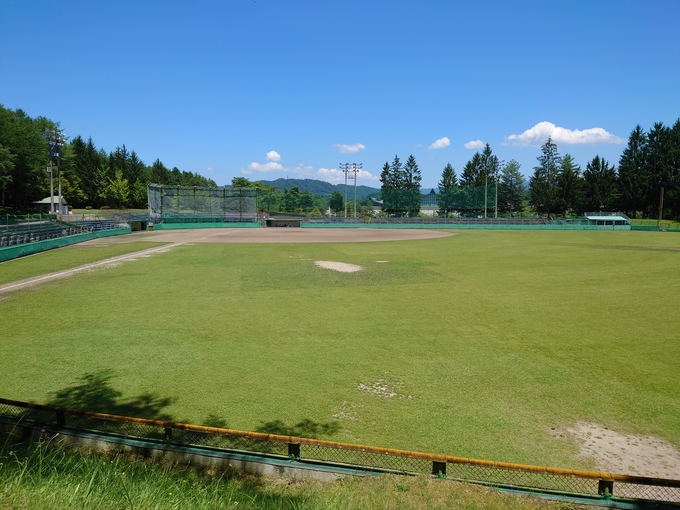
{"left": 256, "top": 418, "right": 341, "bottom": 438}
{"left": 47, "top": 369, "right": 176, "bottom": 421}
{"left": 201, "top": 414, "right": 229, "bottom": 429}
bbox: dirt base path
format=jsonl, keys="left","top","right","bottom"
{"left": 129, "top": 227, "right": 455, "bottom": 244}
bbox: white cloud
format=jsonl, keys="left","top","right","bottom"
{"left": 506, "top": 121, "right": 627, "bottom": 147}
{"left": 317, "top": 167, "right": 379, "bottom": 184}
{"left": 333, "top": 143, "right": 366, "bottom": 154}
{"left": 428, "top": 137, "right": 450, "bottom": 150}
{"left": 266, "top": 150, "right": 281, "bottom": 162}
{"left": 464, "top": 140, "right": 484, "bottom": 149}
{"left": 246, "top": 161, "right": 284, "bottom": 172}
{"left": 206, "top": 166, "right": 215, "bottom": 172}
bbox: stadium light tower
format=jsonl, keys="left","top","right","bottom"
{"left": 43, "top": 129, "right": 67, "bottom": 214}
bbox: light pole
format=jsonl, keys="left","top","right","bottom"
{"left": 340, "top": 163, "right": 349, "bottom": 217}
{"left": 494, "top": 160, "right": 504, "bottom": 219}
{"left": 351, "top": 163, "right": 362, "bottom": 218}
{"left": 43, "top": 129, "right": 67, "bottom": 214}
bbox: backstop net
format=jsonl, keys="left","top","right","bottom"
{"left": 148, "top": 184, "right": 258, "bottom": 224}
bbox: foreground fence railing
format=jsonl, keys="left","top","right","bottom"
{"left": 1, "top": 397, "right": 678, "bottom": 504}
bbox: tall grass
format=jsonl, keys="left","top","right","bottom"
{"left": 0, "top": 437, "right": 576, "bottom": 509}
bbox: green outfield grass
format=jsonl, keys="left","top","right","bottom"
{"left": 1, "top": 230, "right": 679, "bottom": 470}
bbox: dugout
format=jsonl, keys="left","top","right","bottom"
{"left": 266, "top": 218, "right": 301, "bottom": 227}
{"left": 585, "top": 213, "right": 630, "bottom": 227}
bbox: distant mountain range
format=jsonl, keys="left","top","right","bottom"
{"left": 260, "top": 178, "right": 382, "bottom": 198}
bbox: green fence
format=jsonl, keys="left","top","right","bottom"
{"left": 631, "top": 219, "right": 680, "bottom": 232}
{"left": 0, "top": 228, "right": 131, "bottom": 263}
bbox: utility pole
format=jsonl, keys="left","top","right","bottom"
{"left": 351, "top": 163, "right": 362, "bottom": 218}
{"left": 340, "top": 163, "right": 349, "bottom": 217}
{"left": 339, "top": 163, "right": 362, "bottom": 218}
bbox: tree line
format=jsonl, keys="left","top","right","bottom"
{"left": 0, "top": 105, "right": 216, "bottom": 211}
{"left": 432, "top": 120, "right": 680, "bottom": 219}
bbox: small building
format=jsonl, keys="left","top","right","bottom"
{"left": 584, "top": 212, "right": 631, "bottom": 227}
{"left": 34, "top": 197, "right": 68, "bottom": 215}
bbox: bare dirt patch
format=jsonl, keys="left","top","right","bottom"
{"left": 550, "top": 422, "right": 680, "bottom": 479}
{"left": 356, "top": 373, "right": 414, "bottom": 399}
{"left": 314, "top": 261, "right": 363, "bottom": 273}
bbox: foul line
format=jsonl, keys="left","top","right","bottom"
{"left": 0, "top": 243, "right": 183, "bottom": 294}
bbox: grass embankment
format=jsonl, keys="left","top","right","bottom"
{"left": 0, "top": 242, "right": 166, "bottom": 285}
{"left": 0, "top": 440, "right": 578, "bottom": 509}
{"left": 0, "top": 231, "right": 679, "bottom": 470}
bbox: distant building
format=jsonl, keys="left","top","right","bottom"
{"left": 34, "top": 197, "right": 68, "bottom": 215}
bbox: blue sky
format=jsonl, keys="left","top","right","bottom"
{"left": 1, "top": 0, "right": 679, "bottom": 188}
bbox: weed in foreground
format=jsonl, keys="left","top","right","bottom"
{"left": 0, "top": 437, "right": 582, "bottom": 509}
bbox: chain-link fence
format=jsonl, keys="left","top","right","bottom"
{"left": 1, "top": 398, "right": 678, "bottom": 504}
{"left": 149, "top": 184, "right": 258, "bottom": 223}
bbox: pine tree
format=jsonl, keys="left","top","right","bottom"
{"left": 557, "top": 154, "right": 583, "bottom": 215}
{"left": 437, "top": 163, "right": 457, "bottom": 216}
{"left": 499, "top": 160, "right": 525, "bottom": 214}
{"left": 617, "top": 125, "right": 648, "bottom": 217}
{"left": 402, "top": 154, "right": 422, "bottom": 216}
{"left": 530, "top": 137, "right": 562, "bottom": 217}
{"left": 582, "top": 156, "right": 619, "bottom": 212}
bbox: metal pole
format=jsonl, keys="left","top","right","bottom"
{"left": 353, "top": 164, "right": 357, "bottom": 218}
{"left": 342, "top": 163, "right": 348, "bottom": 218}
{"left": 484, "top": 171, "right": 488, "bottom": 219}
{"left": 57, "top": 155, "right": 62, "bottom": 216}
{"left": 658, "top": 187, "right": 664, "bottom": 224}
{"left": 48, "top": 166, "right": 54, "bottom": 213}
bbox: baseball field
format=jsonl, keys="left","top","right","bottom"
{"left": 1, "top": 228, "right": 678, "bottom": 474}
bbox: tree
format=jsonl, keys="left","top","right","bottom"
{"left": 460, "top": 152, "right": 482, "bottom": 186}
{"left": 380, "top": 157, "right": 402, "bottom": 215}
{"left": 231, "top": 176, "right": 253, "bottom": 188}
{"left": 329, "top": 190, "right": 344, "bottom": 213}
{"left": 667, "top": 119, "right": 680, "bottom": 219}
{"left": 0, "top": 144, "right": 15, "bottom": 207}
{"left": 106, "top": 170, "right": 130, "bottom": 208}
{"left": 582, "top": 156, "right": 619, "bottom": 212}
{"left": 150, "top": 159, "right": 170, "bottom": 185}
{"left": 617, "top": 125, "right": 648, "bottom": 217}
{"left": 498, "top": 160, "right": 525, "bottom": 214}
{"left": 93, "top": 165, "right": 111, "bottom": 207}
{"left": 437, "top": 163, "right": 458, "bottom": 216}
{"left": 646, "top": 122, "right": 672, "bottom": 218}
{"left": 0, "top": 106, "right": 50, "bottom": 209}
{"left": 530, "top": 137, "right": 562, "bottom": 217}
{"left": 402, "top": 154, "right": 422, "bottom": 216}
{"left": 557, "top": 154, "right": 583, "bottom": 215}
